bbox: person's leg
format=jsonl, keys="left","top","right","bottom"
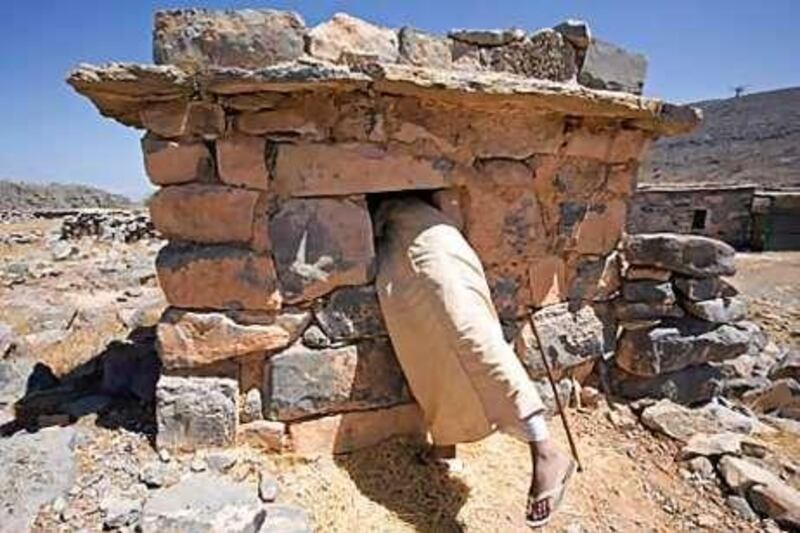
{"left": 522, "top": 413, "right": 574, "bottom": 526}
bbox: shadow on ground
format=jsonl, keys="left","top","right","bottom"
{"left": 0, "top": 326, "right": 159, "bottom": 441}
{"left": 334, "top": 438, "right": 470, "bottom": 532}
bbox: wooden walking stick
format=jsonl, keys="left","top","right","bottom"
{"left": 527, "top": 313, "right": 584, "bottom": 472}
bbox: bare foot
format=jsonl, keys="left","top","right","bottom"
{"left": 527, "top": 439, "right": 572, "bottom": 525}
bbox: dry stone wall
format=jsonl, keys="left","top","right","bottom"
{"left": 68, "top": 9, "right": 700, "bottom": 454}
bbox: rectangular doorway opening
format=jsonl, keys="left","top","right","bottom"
{"left": 691, "top": 209, "right": 708, "bottom": 230}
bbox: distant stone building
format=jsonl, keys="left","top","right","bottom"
{"left": 628, "top": 183, "right": 800, "bottom": 250}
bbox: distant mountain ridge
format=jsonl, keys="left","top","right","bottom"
{"left": 0, "top": 180, "right": 132, "bottom": 211}
{"left": 644, "top": 87, "right": 800, "bottom": 188}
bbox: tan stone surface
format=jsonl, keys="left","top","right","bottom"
{"left": 273, "top": 142, "right": 458, "bottom": 197}
{"left": 237, "top": 420, "right": 287, "bottom": 452}
{"left": 287, "top": 403, "right": 426, "bottom": 456}
{"left": 149, "top": 184, "right": 259, "bottom": 243}
{"left": 234, "top": 99, "right": 332, "bottom": 139}
{"left": 156, "top": 244, "right": 282, "bottom": 311}
{"left": 139, "top": 100, "right": 189, "bottom": 138}
{"left": 141, "top": 134, "right": 214, "bottom": 185}
{"left": 185, "top": 101, "right": 226, "bottom": 137}
{"left": 307, "top": 13, "right": 399, "bottom": 64}
{"left": 529, "top": 255, "right": 567, "bottom": 308}
{"left": 563, "top": 127, "right": 650, "bottom": 163}
{"left": 156, "top": 307, "right": 310, "bottom": 368}
{"left": 567, "top": 198, "right": 627, "bottom": 255}
{"left": 216, "top": 134, "right": 269, "bottom": 190}
{"left": 269, "top": 197, "right": 375, "bottom": 302}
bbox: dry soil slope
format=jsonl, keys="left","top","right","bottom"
{"left": 0, "top": 180, "right": 132, "bottom": 211}
{"left": 644, "top": 87, "right": 800, "bottom": 188}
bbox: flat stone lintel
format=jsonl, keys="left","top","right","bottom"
{"left": 68, "top": 60, "right": 700, "bottom": 135}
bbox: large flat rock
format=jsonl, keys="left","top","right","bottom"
{"left": 622, "top": 233, "right": 736, "bottom": 277}
{"left": 0, "top": 427, "right": 76, "bottom": 532}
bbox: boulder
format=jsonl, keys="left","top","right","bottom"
{"left": 153, "top": 9, "right": 306, "bottom": 69}
{"left": 553, "top": 20, "right": 592, "bottom": 50}
{"left": 273, "top": 143, "right": 458, "bottom": 197}
{"left": 624, "top": 266, "right": 671, "bottom": 281}
{"left": 398, "top": 27, "right": 453, "bottom": 69}
{"left": 140, "top": 472, "right": 264, "bottom": 532}
{"left": 525, "top": 303, "right": 614, "bottom": 379}
{"left": 683, "top": 297, "right": 747, "bottom": 324}
{"left": 484, "top": 29, "right": 577, "bottom": 82}
{"left": 307, "top": 13, "right": 398, "bottom": 64}
{"left": 0, "top": 427, "right": 76, "bottom": 532}
{"left": 748, "top": 482, "right": 800, "bottom": 529}
{"left": 673, "top": 276, "right": 737, "bottom": 301}
{"left": 448, "top": 28, "right": 525, "bottom": 47}
{"left": 287, "top": 403, "right": 426, "bottom": 456}
{"left": 266, "top": 338, "right": 409, "bottom": 421}
{"left": 614, "top": 300, "right": 684, "bottom": 322}
{"left": 216, "top": 134, "right": 269, "bottom": 190}
{"left": 741, "top": 378, "right": 800, "bottom": 420}
{"left": 578, "top": 39, "right": 647, "bottom": 95}
{"left": 314, "top": 285, "right": 387, "bottom": 342}
{"left": 622, "top": 280, "right": 675, "bottom": 303}
{"left": 678, "top": 432, "right": 750, "bottom": 459}
{"left": 622, "top": 233, "right": 736, "bottom": 278}
{"left": 155, "top": 375, "right": 238, "bottom": 451}
{"left": 141, "top": 134, "right": 214, "bottom": 186}
{"left": 156, "top": 308, "right": 310, "bottom": 368}
{"left": 615, "top": 319, "right": 756, "bottom": 377}
{"left": 640, "top": 399, "right": 766, "bottom": 442}
{"left": 609, "top": 364, "right": 723, "bottom": 405}
{"left": 260, "top": 504, "right": 313, "bottom": 532}
{"left": 149, "top": 184, "right": 259, "bottom": 244}
{"left": 269, "top": 197, "right": 375, "bottom": 302}
{"left": 718, "top": 455, "right": 784, "bottom": 493}
{"left": 769, "top": 350, "right": 800, "bottom": 381}
{"left": 156, "top": 243, "right": 282, "bottom": 311}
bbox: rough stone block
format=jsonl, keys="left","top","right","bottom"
{"left": 141, "top": 134, "right": 214, "bottom": 186}
{"left": 609, "top": 363, "right": 724, "bottom": 405}
{"left": 622, "top": 280, "right": 676, "bottom": 304}
{"left": 622, "top": 233, "right": 736, "bottom": 278}
{"left": 155, "top": 375, "right": 238, "bottom": 451}
{"left": 140, "top": 100, "right": 189, "bottom": 138}
{"left": 448, "top": 28, "right": 524, "bottom": 47}
{"left": 237, "top": 420, "right": 286, "bottom": 452}
{"left": 235, "top": 104, "right": 331, "bottom": 139}
{"left": 529, "top": 256, "right": 567, "bottom": 308}
{"left": 266, "top": 338, "right": 409, "bottom": 421}
{"left": 579, "top": 39, "right": 647, "bottom": 95}
{"left": 156, "top": 243, "right": 282, "bottom": 311}
{"left": 616, "top": 319, "right": 759, "bottom": 377}
{"left": 156, "top": 308, "right": 310, "bottom": 368}
{"left": 565, "top": 198, "right": 627, "bottom": 255}
{"left": 216, "top": 134, "right": 269, "bottom": 190}
{"left": 614, "top": 300, "right": 684, "bottom": 321}
{"left": 398, "top": 27, "right": 453, "bottom": 69}
{"left": 553, "top": 20, "right": 591, "bottom": 50}
{"left": 683, "top": 297, "right": 747, "bottom": 324}
{"left": 563, "top": 128, "right": 650, "bottom": 163}
{"left": 625, "top": 266, "right": 672, "bottom": 281}
{"left": 526, "top": 302, "right": 615, "bottom": 379}
{"left": 770, "top": 351, "right": 800, "bottom": 381}
{"left": 485, "top": 29, "right": 576, "bottom": 81}
{"left": 287, "top": 403, "right": 426, "bottom": 456}
{"left": 269, "top": 197, "right": 375, "bottom": 302}
{"left": 185, "top": 101, "right": 226, "bottom": 138}
{"left": 273, "top": 143, "right": 458, "bottom": 197}
{"left": 307, "top": 13, "right": 398, "bottom": 64}
{"left": 153, "top": 9, "right": 306, "bottom": 69}
{"left": 148, "top": 184, "right": 259, "bottom": 243}
{"left": 674, "top": 276, "right": 738, "bottom": 301}
{"left": 315, "top": 285, "right": 387, "bottom": 342}
{"left": 566, "top": 254, "right": 621, "bottom": 302}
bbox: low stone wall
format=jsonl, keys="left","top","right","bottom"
{"left": 68, "top": 9, "right": 699, "bottom": 454}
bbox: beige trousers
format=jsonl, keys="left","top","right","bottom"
{"left": 375, "top": 198, "right": 545, "bottom": 446}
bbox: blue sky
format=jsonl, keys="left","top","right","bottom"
{"left": 2, "top": 0, "right": 799, "bottom": 199}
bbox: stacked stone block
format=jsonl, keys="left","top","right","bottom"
{"left": 68, "top": 9, "right": 700, "bottom": 454}
{"left": 610, "top": 233, "right": 766, "bottom": 403}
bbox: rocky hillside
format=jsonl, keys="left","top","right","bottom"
{"left": 0, "top": 180, "right": 132, "bottom": 211}
{"left": 644, "top": 87, "right": 800, "bottom": 188}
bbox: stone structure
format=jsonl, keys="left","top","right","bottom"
{"left": 68, "top": 9, "right": 700, "bottom": 454}
{"left": 628, "top": 184, "right": 800, "bottom": 250}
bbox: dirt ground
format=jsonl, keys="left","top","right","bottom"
{"left": 2, "top": 220, "right": 799, "bottom": 532}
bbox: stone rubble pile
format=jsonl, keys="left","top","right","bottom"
{"left": 67, "top": 8, "right": 699, "bottom": 455}
{"left": 610, "top": 233, "right": 769, "bottom": 404}
{"left": 60, "top": 210, "right": 157, "bottom": 243}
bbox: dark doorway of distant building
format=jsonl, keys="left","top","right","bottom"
{"left": 691, "top": 209, "right": 708, "bottom": 230}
